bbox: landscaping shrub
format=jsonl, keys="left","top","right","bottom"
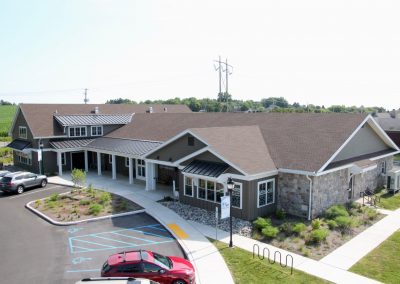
{"left": 49, "top": 193, "right": 59, "bottom": 202}
{"left": 275, "top": 208, "right": 286, "bottom": 220}
{"left": 325, "top": 205, "right": 349, "bottom": 219}
{"left": 363, "top": 207, "right": 378, "bottom": 220}
{"left": 326, "top": 220, "right": 338, "bottom": 230}
{"left": 34, "top": 199, "right": 42, "bottom": 208}
{"left": 261, "top": 225, "right": 279, "bottom": 239}
{"left": 279, "top": 222, "right": 293, "bottom": 235}
{"left": 79, "top": 200, "right": 90, "bottom": 206}
{"left": 88, "top": 203, "right": 103, "bottom": 216}
{"left": 99, "top": 191, "right": 112, "bottom": 204}
{"left": 308, "top": 229, "right": 329, "bottom": 244}
{"left": 311, "top": 218, "right": 322, "bottom": 230}
{"left": 71, "top": 168, "right": 86, "bottom": 187}
{"left": 117, "top": 200, "right": 128, "bottom": 211}
{"left": 253, "top": 217, "right": 271, "bottom": 230}
{"left": 293, "top": 223, "right": 307, "bottom": 235}
{"left": 334, "top": 216, "right": 354, "bottom": 232}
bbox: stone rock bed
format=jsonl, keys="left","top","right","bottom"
{"left": 161, "top": 201, "right": 253, "bottom": 237}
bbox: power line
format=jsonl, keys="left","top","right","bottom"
{"left": 214, "top": 56, "right": 233, "bottom": 111}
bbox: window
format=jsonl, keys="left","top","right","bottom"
{"left": 184, "top": 176, "right": 194, "bottom": 197}
{"left": 61, "top": 153, "right": 66, "bottom": 165}
{"left": 69, "top": 126, "right": 87, "bottom": 137}
{"left": 19, "top": 126, "right": 27, "bottom": 139}
{"left": 196, "top": 178, "right": 223, "bottom": 203}
{"left": 258, "top": 179, "right": 275, "bottom": 208}
{"left": 116, "top": 264, "right": 142, "bottom": 273}
{"left": 381, "top": 161, "right": 387, "bottom": 174}
{"left": 198, "top": 179, "right": 206, "bottom": 199}
{"left": 125, "top": 157, "right": 130, "bottom": 167}
{"left": 136, "top": 159, "right": 146, "bottom": 179}
{"left": 91, "top": 125, "right": 103, "bottom": 136}
{"left": 143, "top": 262, "right": 161, "bottom": 273}
{"left": 109, "top": 155, "right": 112, "bottom": 164}
{"left": 231, "top": 182, "right": 242, "bottom": 209}
{"left": 188, "top": 136, "right": 195, "bottom": 146}
{"left": 16, "top": 152, "right": 32, "bottom": 165}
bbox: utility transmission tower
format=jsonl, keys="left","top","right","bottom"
{"left": 214, "top": 56, "right": 233, "bottom": 111}
{"left": 84, "top": 88, "right": 89, "bottom": 104}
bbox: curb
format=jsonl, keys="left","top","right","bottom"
{"left": 25, "top": 190, "right": 146, "bottom": 226}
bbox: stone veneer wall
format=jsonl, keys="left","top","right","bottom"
{"left": 311, "top": 156, "right": 393, "bottom": 218}
{"left": 278, "top": 157, "right": 394, "bottom": 219}
{"left": 277, "top": 173, "right": 311, "bottom": 218}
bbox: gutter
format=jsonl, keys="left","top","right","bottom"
{"left": 306, "top": 175, "right": 313, "bottom": 220}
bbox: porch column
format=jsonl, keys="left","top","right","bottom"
{"left": 97, "top": 152, "right": 102, "bottom": 176}
{"left": 84, "top": 150, "right": 88, "bottom": 172}
{"left": 112, "top": 154, "right": 116, "bottom": 180}
{"left": 57, "top": 151, "right": 62, "bottom": 176}
{"left": 129, "top": 157, "right": 134, "bottom": 184}
{"left": 145, "top": 161, "right": 156, "bottom": 191}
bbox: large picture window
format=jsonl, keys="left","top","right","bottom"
{"left": 16, "top": 152, "right": 31, "bottom": 165}
{"left": 91, "top": 125, "right": 103, "bottom": 136}
{"left": 69, "top": 126, "right": 87, "bottom": 137}
{"left": 196, "top": 178, "right": 224, "bottom": 203}
{"left": 184, "top": 176, "right": 194, "bottom": 197}
{"left": 19, "top": 126, "right": 27, "bottom": 139}
{"left": 258, "top": 179, "right": 275, "bottom": 208}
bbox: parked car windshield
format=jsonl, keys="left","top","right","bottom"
{"left": 152, "top": 252, "right": 172, "bottom": 269}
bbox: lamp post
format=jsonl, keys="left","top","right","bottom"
{"left": 227, "top": 177, "right": 234, "bottom": 248}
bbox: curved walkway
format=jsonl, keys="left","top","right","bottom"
{"left": 48, "top": 174, "right": 234, "bottom": 284}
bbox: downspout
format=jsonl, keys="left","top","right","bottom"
{"left": 306, "top": 175, "right": 313, "bottom": 221}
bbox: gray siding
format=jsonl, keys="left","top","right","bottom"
{"left": 148, "top": 134, "right": 206, "bottom": 162}
{"left": 333, "top": 124, "right": 390, "bottom": 162}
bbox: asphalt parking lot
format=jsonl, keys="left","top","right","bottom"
{"left": 0, "top": 184, "right": 185, "bottom": 284}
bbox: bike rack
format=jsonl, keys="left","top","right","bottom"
{"left": 252, "top": 244, "right": 294, "bottom": 275}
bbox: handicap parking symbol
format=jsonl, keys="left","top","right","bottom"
{"left": 72, "top": 256, "right": 92, "bottom": 265}
{"left": 68, "top": 227, "right": 84, "bottom": 234}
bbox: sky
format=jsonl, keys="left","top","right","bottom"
{"left": 0, "top": 0, "right": 399, "bottom": 109}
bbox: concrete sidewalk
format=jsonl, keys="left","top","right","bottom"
{"left": 49, "top": 175, "right": 234, "bottom": 284}
{"left": 320, "top": 208, "right": 400, "bottom": 270}
{"left": 191, "top": 221, "right": 381, "bottom": 284}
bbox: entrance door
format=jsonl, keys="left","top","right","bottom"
{"left": 71, "top": 152, "right": 85, "bottom": 170}
{"left": 136, "top": 159, "right": 146, "bottom": 180}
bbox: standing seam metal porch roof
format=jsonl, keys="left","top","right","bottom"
{"left": 7, "top": 139, "right": 32, "bottom": 151}
{"left": 49, "top": 139, "right": 95, "bottom": 149}
{"left": 84, "top": 137, "right": 162, "bottom": 156}
{"left": 182, "top": 160, "right": 229, "bottom": 178}
{"left": 54, "top": 114, "right": 133, "bottom": 126}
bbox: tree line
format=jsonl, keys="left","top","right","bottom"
{"left": 106, "top": 96, "right": 388, "bottom": 114}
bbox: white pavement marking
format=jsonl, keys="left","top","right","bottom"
{"left": 8, "top": 185, "right": 65, "bottom": 199}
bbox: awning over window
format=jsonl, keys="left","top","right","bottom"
{"left": 7, "top": 139, "right": 32, "bottom": 151}
{"left": 182, "top": 160, "right": 229, "bottom": 178}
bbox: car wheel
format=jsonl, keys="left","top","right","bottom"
{"left": 41, "top": 179, "right": 47, "bottom": 188}
{"left": 17, "top": 185, "right": 24, "bottom": 194}
{"left": 173, "top": 280, "right": 187, "bottom": 284}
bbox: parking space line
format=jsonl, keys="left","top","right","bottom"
{"left": 110, "top": 232, "right": 157, "bottom": 243}
{"left": 93, "top": 235, "right": 141, "bottom": 246}
{"left": 73, "top": 239, "right": 118, "bottom": 249}
{"left": 8, "top": 185, "right": 64, "bottom": 199}
{"left": 130, "top": 229, "right": 173, "bottom": 240}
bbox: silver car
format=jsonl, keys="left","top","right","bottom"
{"left": 0, "top": 171, "right": 47, "bottom": 194}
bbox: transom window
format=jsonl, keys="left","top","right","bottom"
{"left": 19, "top": 126, "right": 27, "bottom": 139}
{"left": 231, "top": 182, "right": 242, "bottom": 209}
{"left": 69, "top": 126, "right": 86, "bottom": 137}
{"left": 91, "top": 125, "right": 103, "bottom": 136}
{"left": 258, "top": 179, "right": 275, "bottom": 208}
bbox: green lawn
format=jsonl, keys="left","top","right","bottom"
{"left": 350, "top": 230, "right": 400, "bottom": 284}
{"left": 212, "top": 240, "right": 329, "bottom": 283}
{"left": 376, "top": 191, "right": 400, "bottom": 210}
{"left": 395, "top": 155, "right": 400, "bottom": 161}
{"left": 0, "top": 105, "right": 17, "bottom": 137}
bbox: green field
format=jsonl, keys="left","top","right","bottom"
{"left": 350, "top": 230, "right": 400, "bottom": 283}
{"left": 0, "top": 105, "right": 17, "bottom": 137}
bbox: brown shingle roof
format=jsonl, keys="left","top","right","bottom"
{"left": 107, "top": 112, "right": 368, "bottom": 172}
{"left": 190, "top": 126, "right": 275, "bottom": 175}
{"left": 19, "top": 104, "right": 191, "bottom": 137}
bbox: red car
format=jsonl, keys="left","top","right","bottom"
{"left": 101, "top": 250, "right": 195, "bottom": 284}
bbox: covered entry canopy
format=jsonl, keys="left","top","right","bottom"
{"left": 7, "top": 139, "right": 31, "bottom": 151}
{"left": 182, "top": 160, "right": 229, "bottom": 178}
